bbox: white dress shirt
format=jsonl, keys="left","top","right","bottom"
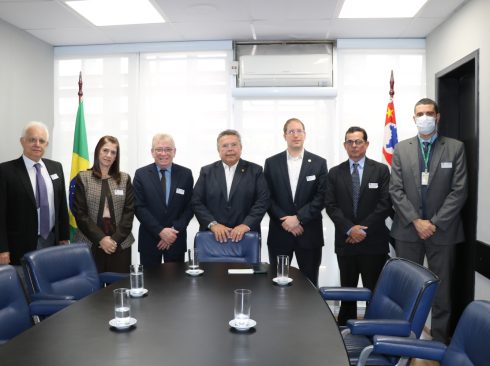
{"left": 222, "top": 161, "right": 238, "bottom": 200}
{"left": 287, "top": 150, "right": 303, "bottom": 200}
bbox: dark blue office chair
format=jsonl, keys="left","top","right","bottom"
{"left": 320, "top": 257, "right": 440, "bottom": 366}
{"left": 22, "top": 243, "right": 126, "bottom": 301}
{"left": 0, "top": 265, "right": 74, "bottom": 345}
{"left": 362, "top": 300, "right": 490, "bottom": 366}
{"left": 194, "top": 231, "right": 260, "bottom": 264}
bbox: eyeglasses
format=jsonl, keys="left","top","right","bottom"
{"left": 25, "top": 137, "right": 48, "bottom": 145}
{"left": 153, "top": 147, "right": 175, "bottom": 154}
{"left": 286, "top": 129, "right": 305, "bottom": 136}
{"left": 344, "top": 139, "right": 365, "bottom": 146}
{"left": 415, "top": 111, "right": 437, "bottom": 117}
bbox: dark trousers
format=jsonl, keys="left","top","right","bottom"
{"left": 336, "top": 254, "right": 387, "bottom": 326}
{"left": 268, "top": 246, "right": 322, "bottom": 287}
{"left": 92, "top": 245, "right": 131, "bottom": 273}
{"left": 140, "top": 249, "right": 185, "bottom": 269}
{"left": 395, "top": 239, "right": 456, "bottom": 344}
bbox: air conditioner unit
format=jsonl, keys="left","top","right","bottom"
{"left": 238, "top": 54, "right": 332, "bottom": 87}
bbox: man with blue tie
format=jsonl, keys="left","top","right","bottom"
{"left": 325, "top": 126, "right": 391, "bottom": 325}
{"left": 133, "top": 134, "right": 194, "bottom": 268}
{"left": 390, "top": 98, "right": 468, "bottom": 343}
{"left": 0, "top": 121, "right": 69, "bottom": 266}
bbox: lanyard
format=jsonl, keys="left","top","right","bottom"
{"left": 419, "top": 140, "right": 432, "bottom": 172}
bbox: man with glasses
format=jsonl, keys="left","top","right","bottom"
{"left": 0, "top": 121, "right": 69, "bottom": 266}
{"left": 390, "top": 98, "right": 468, "bottom": 343}
{"left": 133, "top": 133, "right": 194, "bottom": 267}
{"left": 325, "top": 126, "right": 391, "bottom": 324}
{"left": 192, "top": 129, "right": 269, "bottom": 243}
{"left": 264, "top": 118, "right": 327, "bottom": 286}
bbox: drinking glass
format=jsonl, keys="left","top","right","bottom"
{"left": 277, "top": 255, "right": 290, "bottom": 282}
{"left": 234, "top": 289, "right": 252, "bottom": 327}
{"left": 130, "top": 264, "right": 144, "bottom": 296}
{"left": 113, "top": 288, "right": 131, "bottom": 325}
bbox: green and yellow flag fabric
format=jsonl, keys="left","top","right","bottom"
{"left": 69, "top": 100, "right": 89, "bottom": 240}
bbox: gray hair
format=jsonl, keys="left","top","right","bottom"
{"left": 216, "top": 129, "right": 242, "bottom": 150}
{"left": 152, "top": 133, "right": 175, "bottom": 149}
{"left": 21, "top": 121, "right": 50, "bottom": 141}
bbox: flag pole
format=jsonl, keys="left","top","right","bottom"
{"left": 389, "top": 69, "right": 394, "bottom": 100}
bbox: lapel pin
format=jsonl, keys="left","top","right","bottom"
{"left": 308, "top": 159, "right": 311, "bottom": 162}
{"left": 241, "top": 169, "right": 245, "bottom": 172}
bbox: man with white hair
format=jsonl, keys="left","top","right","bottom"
{"left": 0, "top": 121, "right": 70, "bottom": 265}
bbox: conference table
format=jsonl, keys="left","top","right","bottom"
{"left": 1, "top": 263, "right": 349, "bottom": 366}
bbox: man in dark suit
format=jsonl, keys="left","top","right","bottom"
{"left": 192, "top": 129, "right": 269, "bottom": 243}
{"left": 0, "top": 121, "right": 69, "bottom": 265}
{"left": 134, "top": 134, "right": 194, "bottom": 268}
{"left": 264, "top": 118, "right": 327, "bottom": 286}
{"left": 325, "top": 126, "right": 391, "bottom": 325}
{"left": 390, "top": 98, "right": 468, "bottom": 343}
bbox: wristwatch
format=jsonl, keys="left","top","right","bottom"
{"left": 208, "top": 221, "right": 218, "bottom": 229}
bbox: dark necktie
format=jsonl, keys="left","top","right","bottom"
{"left": 34, "top": 163, "right": 50, "bottom": 239}
{"left": 352, "top": 163, "right": 360, "bottom": 216}
{"left": 160, "top": 169, "right": 167, "bottom": 206}
{"left": 423, "top": 141, "right": 430, "bottom": 155}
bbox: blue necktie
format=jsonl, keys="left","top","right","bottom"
{"left": 160, "top": 169, "right": 167, "bottom": 206}
{"left": 34, "top": 163, "right": 50, "bottom": 239}
{"left": 352, "top": 163, "right": 360, "bottom": 217}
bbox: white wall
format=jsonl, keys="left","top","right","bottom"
{"left": 0, "top": 19, "right": 53, "bottom": 161}
{"left": 426, "top": 0, "right": 490, "bottom": 299}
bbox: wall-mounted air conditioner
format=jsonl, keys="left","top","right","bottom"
{"left": 238, "top": 54, "right": 333, "bottom": 88}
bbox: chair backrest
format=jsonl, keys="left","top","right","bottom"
{"left": 22, "top": 243, "right": 101, "bottom": 300}
{"left": 442, "top": 300, "right": 490, "bottom": 366}
{"left": 365, "top": 257, "right": 440, "bottom": 338}
{"left": 194, "top": 231, "right": 260, "bottom": 264}
{"left": 0, "top": 265, "right": 33, "bottom": 344}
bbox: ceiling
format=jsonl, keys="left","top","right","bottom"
{"left": 0, "top": 0, "right": 468, "bottom": 47}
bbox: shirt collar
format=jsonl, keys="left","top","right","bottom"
{"left": 155, "top": 163, "right": 172, "bottom": 174}
{"left": 222, "top": 161, "right": 238, "bottom": 171}
{"left": 287, "top": 149, "right": 304, "bottom": 161}
{"left": 23, "top": 155, "right": 44, "bottom": 169}
{"left": 349, "top": 156, "right": 366, "bottom": 169}
{"left": 418, "top": 133, "right": 438, "bottom": 144}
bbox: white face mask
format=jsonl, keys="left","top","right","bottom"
{"left": 415, "top": 115, "right": 436, "bottom": 135}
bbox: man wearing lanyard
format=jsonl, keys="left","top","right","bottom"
{"left": 389, "top": 98, "right": 468, "bottom": 344}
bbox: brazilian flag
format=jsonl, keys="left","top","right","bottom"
{"left": 69, "top": 100, "right": 90, "bottom": 240}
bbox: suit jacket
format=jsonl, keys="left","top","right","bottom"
{"left": 192, "top": 159, "right": 269, "bottom": 232}
{"left": 325, "top": 157, "right": 392, "bottom": 256}
{"left": 0, "top": 156, "right": 69, "bottom": 264}
{"left": 264, "top": 150, "right": 327, "bottom": 250}
{"left": 133, "top": 163, "right": 194, "bottom": 255}
{"left": 389, "top": 135, "right": 467, "bottom": 245}
{"left": 73, "top": 170, "right": 135, "bottom": 249}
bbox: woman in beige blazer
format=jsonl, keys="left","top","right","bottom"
{"left": 73, "top": 135, "right": 135, "bottom": 273}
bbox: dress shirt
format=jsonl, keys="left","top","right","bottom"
{"left": 22, "top": 155, "right": 55, "bottom": 234}
{"left": 156, "top": 164, "right": 172, "bottom": 204}
{"left": 287, "top": 150, "right": 303, "bottom": 200}
{"left": 222, "top": 162, "right": 238, "bottom": 199}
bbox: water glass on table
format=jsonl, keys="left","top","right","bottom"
{"left": 113, "top": 288, "right": 131, "bottom": 326}
{"left": 130, "top": 264, "right": 144, "bottom": 296}
{"left": 277, "top": 255, "right": 290, "bottom": 283}
{"left": 234, "top": 289, "right": 252, "bottom": 327}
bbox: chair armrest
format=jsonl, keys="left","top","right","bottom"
{"left": 31, "top": 293, "right": 75, "bottom": 301}
{"left": 319, "top": 287, "right": 372, "bottom": 302}
{"left": 372, "top": 335, "right": 447, "bottom": 361}
{"left": 29, "top": 299, "right": 76, "bottom": 316}
{"left": 347, "top": 319, "right": 411, "bottom": 336}
{"left": 99, "top": 272, "right": 128, "bottom": 285}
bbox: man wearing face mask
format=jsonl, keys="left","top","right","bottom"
{"left": 389, "top": 98, "right": 468, "bottom": 344}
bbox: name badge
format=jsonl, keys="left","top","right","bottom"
{"left": 176, "top": 188, "right": 185, "bottom": 195}
{"left": 114, "top": 189, "right": 124, "bottom": 196}
{"left": 421, "top": 172, "right": 430, "bottom": 186}
{"left": 441, "top": 162, "right": 452, "bottom": 169}
{"left": 368, "top": 183, "right": 378, "bottom": 189}
{"left": 50, "top": 173, "right": 59, "bottom": 180}
{"left": 306, "top": 175, "right": 316, "bottom": 182}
